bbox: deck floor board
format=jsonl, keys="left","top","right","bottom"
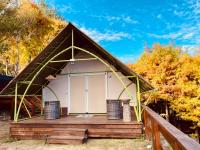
{"left": 10, "top": 115, "right": 142, "bottom": 139}
{"left": 13, "top": 115, "right": 140, "bottom": 125}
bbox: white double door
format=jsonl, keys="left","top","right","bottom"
{"left": 69, "top": 73, "right": 106, "bottom": 114}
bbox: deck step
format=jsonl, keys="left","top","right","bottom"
{"left": 50, "top": 128, "right": 88, "bottom": 137}
{"left": 47, "top": 128, "right": 88, "bottom": 144}
{"left": 89, "top": 128, "right": 142, "bottom": 138}
{"left": 47, "top": 135, "right": 87, "bottom": 144}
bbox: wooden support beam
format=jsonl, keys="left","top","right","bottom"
{"left": 32, "top": 96, "right": 43, "bottom": 115}
{"left": 72, "top": 29, "right": 74, "bottom": 60}
{"left": 120, "top": 75, "right": 136, "bottom": 79}
{"left": 1, "top": 95, "right": 42, "bottom": 97}
{"left": 14, "top": 83, "right": 18, "bottom": 121}
{"left": 37, "top": 63, "right": 60, "bottom": 71}
{"left": 50, "top": 58, "right": 97, "bottom": 63}
{"left": 22, "top": 100, "right": 32, "bottom": 118}
{"left": 11, "top": 98, "right": 14, "bottom": 120}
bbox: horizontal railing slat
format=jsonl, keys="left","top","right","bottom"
{"left": 143, "top": 105, "right": 200, "bottom": 150}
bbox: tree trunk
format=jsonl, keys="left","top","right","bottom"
{"left": 195, "top": 128, "right": 199, "bottom": 143}
{"left": 165, "top": 101, "right": 169, "bottom": 122}
{"left": 5, "top": 59, "right": 8, "bottom": 75}
{"left": 15, "top": 36, "right": 20, "bottom": 75}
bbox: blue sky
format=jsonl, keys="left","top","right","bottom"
{"left": 43, "top": 0, "right": 200, "bottom": 63}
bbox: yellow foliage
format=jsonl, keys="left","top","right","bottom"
{"left": 130, "top": 44, "right": 200, "bottom": 127}
{"left": 0, "top": 0, "right": 66, "bottom": 75}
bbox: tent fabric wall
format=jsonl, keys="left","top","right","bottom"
{"left": 43, "top": 58, "right": 137, "bottom": 113}
{"left": 43, "top": 75, "right": 68, "bottom": 107}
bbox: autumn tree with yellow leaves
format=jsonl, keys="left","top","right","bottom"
{"left": 0, "top": 0, "right": 66, "bottom": 75}
{"left": 172, "top": 54, "right": 200, "bottom": 128}
{"left": 129, "top": 44, "right": 200, "bottom": 140}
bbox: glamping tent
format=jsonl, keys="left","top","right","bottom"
{"left": 0, "top": 22, "right": 153, "bottom": 118}
{"left": 0, "top": 23, "right": 153, "bottom": 143}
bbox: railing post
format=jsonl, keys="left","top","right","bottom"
{"left": 143, "top": 110, "right": 151, "bottom": 140}
{"left": 152, "top": 120, "right": 162, "bottom": 150}
{"left": 174, "top": 143, "right": 181, "bottom": 150}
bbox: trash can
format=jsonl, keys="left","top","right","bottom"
{"left": 44, "top": 101, "right": 60, "bottom": 120}
{"left": 107, "top": 99, "right": 122, "bottom": 120}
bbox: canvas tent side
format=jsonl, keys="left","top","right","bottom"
{"left": 42, "top": 51, "right": 138, "bottom": 114}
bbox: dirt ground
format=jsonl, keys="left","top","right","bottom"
{"left": 0, "top": 121, "right": 151, "bottom": 150}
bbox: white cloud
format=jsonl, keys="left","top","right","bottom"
{"left": 156, "top": 14, "right": 162, "bottom": 19}
{"left": 165, "top": 22, "right": 176, "bottom": 30}
{"left": 105, "top": 16, "right": 120, "bottom": 21}
{"left": 173, "top": 10, "right": 186, "bottom": 17}
{"left": 190, "top": 0, "right": 200, "bottom": 15}
{"left": 45, "top": 1, "right": 78, "bottom": 14}
{"left": 148, "top": 32, "right": 183, "bottom": 39}
{"left": 79, "top": 26, "right": 132, "bottom": 42}
{"left": 148, "top": 21, "right": 200, "bottom": 44}
{"left": 122, "top": 16, "right": 138, "bottom": 24}
{"left": 182, "top": 32, "right": 194, "bottom": 40}
{"left": 56, "top": 5, "right": 71, "bottom": 13}
{"left": 91, "top": 15, "right": 138, "bottom": 25}
{"left": 181, "top": 45, "right": 200, "bottom": 55}
{"left": 117, "top": 54, "right": 138, "bottom": 63}
{"left": 155, "top": 1, "right": 200, "bottom": 41}
{"left": 148, "top": 0, "right": 200, "bottom": 57}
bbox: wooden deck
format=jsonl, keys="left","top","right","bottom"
{"left": 10, "top": 115, "right": 142, "bottom": 140}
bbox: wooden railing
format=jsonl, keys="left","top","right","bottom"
{"left": 143, "top": 105, "right": 200, "bottom": 150}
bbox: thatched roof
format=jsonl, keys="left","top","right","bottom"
{"left": 0, "top": 23, "right": 153, "bottom": 95}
